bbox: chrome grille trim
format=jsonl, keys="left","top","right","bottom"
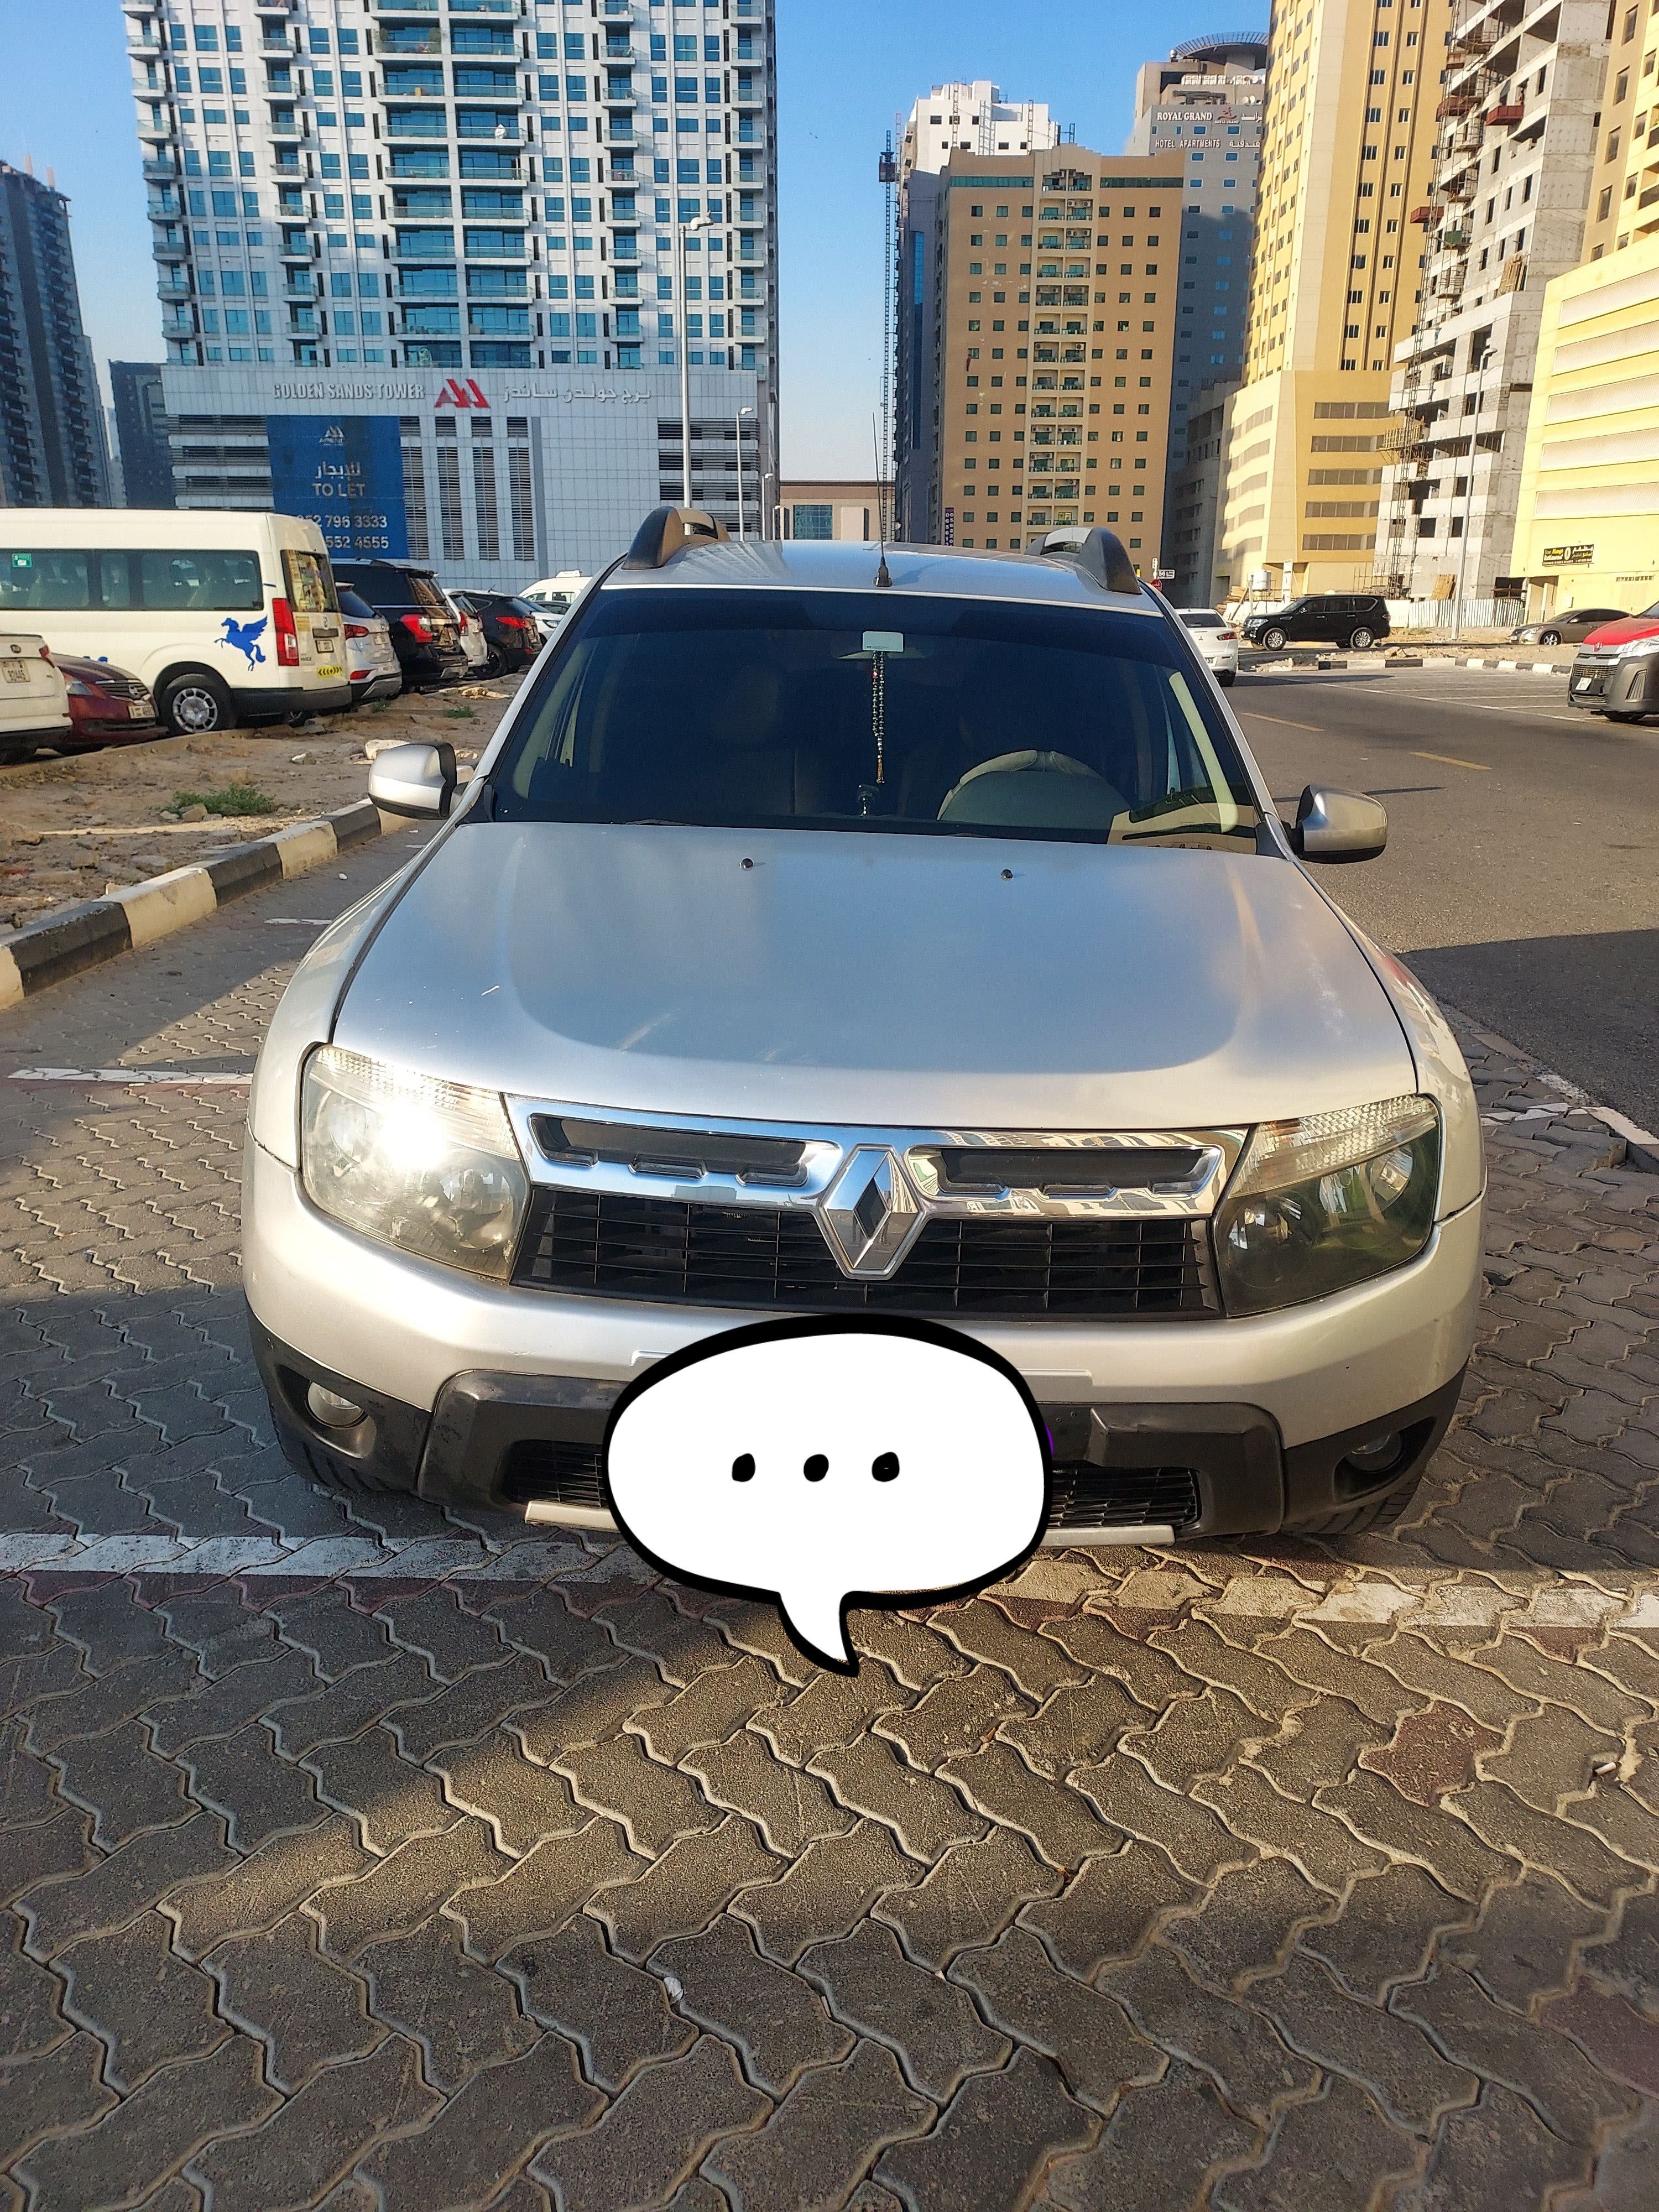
{"left": 505, "top": 1098, "right": 1244, "bottom": 1221}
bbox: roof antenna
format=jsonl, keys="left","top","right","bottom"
{"left": 872, "top": 411, "right": 892, "bottom": 588}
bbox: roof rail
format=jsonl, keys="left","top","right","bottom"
{"left": 624, "top": 504, "right": 731, "bottom": 570}
{"left": 1025, "top": 525, "right": 1141, "bottom": 597}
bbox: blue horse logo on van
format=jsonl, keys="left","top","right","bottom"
{"left": 220, "top": 616, "right": 268, "bottom": 668}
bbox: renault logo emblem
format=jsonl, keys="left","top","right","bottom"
{"left": 818, "top": 1146, "right": 925, "bottom": 1280}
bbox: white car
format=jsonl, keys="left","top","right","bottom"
{"left": 337, "top": 588, "right": 403, "bottom": 708}
{"left": 452, "top": 595, "right": 489, "bottom": 675}
{"left": 0, "top": 631, "right": 72, "bottom": 762}
{"left": 521, "top": 571, "right": 591, "bottom": 627}
{"left": 1177, "top": 607, "right": 1240, "bottom": 686}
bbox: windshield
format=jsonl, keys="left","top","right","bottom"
{"left": 490, "top": 588, "right": 1263, "bottom": 851}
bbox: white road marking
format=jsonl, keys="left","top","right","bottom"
{"left": 8, "top": 1067, "right": 253, "bottom": 1086}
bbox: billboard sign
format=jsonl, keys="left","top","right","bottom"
{"left": 265, "top": 414, "right": 408, "bottom": 560}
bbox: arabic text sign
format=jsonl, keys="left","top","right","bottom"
{"left": 265, "top": 415, "right": 409, "bottom": 560}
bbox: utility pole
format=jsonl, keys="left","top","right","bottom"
{"left": 735, "top": 404, "right": 754, "bottom": 539}
{"left": 878, "top": 129, "right": 898, "bottom": 542}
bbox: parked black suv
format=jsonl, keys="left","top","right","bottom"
{"left": 450, "top": 591, "right": 546, "bottom": 676}
{"left": 331, "top": 560, "right": 469, "bottom": 690}
{"left": 1240, "top": 593, "right": 1391, "bottom": 652}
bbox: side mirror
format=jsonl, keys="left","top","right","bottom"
{"left": 368, "top": 740, "right": 457, "bottom": 820}
{"left": 1290, "top": 784, "right": 1387, "bottom": 864}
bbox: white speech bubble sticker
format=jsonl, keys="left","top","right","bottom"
{"left": 602, "top": 1318, "right": 1051, "bottom": 1670}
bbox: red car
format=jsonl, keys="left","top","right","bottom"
{"left": 52, "top": 654, "right": 164, "bottom": 749}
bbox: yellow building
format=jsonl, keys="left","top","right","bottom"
{"left": 1218, "top": 0, "right": 1452, "bottom": 599}
{"left": 1511, "top": 4, "right": 1659, "bottom": 615}
{"left": 900, "top": 148, "right": 1181, "bottom": 564}
{"left": 1511, "top": 239, "right": 1659, "bottom": 616}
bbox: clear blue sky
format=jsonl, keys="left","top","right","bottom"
{"left": 3, "top": 0, "right": 1248, "bottom": 475}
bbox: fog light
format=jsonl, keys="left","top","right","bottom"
{"left": 306, "top": 1383, "right": 364, "bottom": 1430}
{"left": 1345, "top": 1431, "right": 1404, "bottom": 1474}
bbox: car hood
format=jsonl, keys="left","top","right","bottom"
{"left": 332, "top": 821, "right": 1416, "bottom": 1128}
{"left": 1583, "top": 616, "right": 1659, "bottom": 649}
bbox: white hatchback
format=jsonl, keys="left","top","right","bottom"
{"left": 0, "top": 631, "right": 71, "bottom": 761}
{"left": 1176, "top": 607, "right": 1240, "bottom": 687}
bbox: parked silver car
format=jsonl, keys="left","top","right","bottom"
{"left": 337, "top": 587, "right": 404, "bottom": 708}
{"left": 246, "top": 514, "right": 1484, "bottom": 1547}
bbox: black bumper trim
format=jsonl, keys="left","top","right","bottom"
{"left": 248, "top": 1314, "right": 1467, "bottom": 1540}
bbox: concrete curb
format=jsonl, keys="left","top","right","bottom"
{"left": 0, "top": 797, "right": 390, "bottom": 1010}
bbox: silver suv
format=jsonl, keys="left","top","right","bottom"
{"left": 245, "top": 512, "right": 1484, "bottom": 1547}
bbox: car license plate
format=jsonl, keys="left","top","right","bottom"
{"left": 315, "top": 664, "right": 343, "bottom": 680}
{"left": 1574, "top": 676, "right": 1599, "bottom": 692}
{"left": 2, "top": 660, "right": 27, "bottom": 684}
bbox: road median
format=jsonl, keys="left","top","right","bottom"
{"left": 0, "top": 797, "right": 393, "bottom": 1009}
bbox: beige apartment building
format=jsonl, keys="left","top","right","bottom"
{"left": 1218, "top": 0, "right": 1454, "bottom": 599}
{"left": 778, "top": 482, "right": 891, "bottom": 540}
{"left": 1510, "top": 2, "right": 1659, "bottom": 614}
{"left": 897, "top": 147, "right": 1183, "bottom": 564}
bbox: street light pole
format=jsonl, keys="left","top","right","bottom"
{"left": 735, "top": 404, "right": 754, "bottom": 541}
{"left": 675, "top": 213, "right": 713, "bottom": 507}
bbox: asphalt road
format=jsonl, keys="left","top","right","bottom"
{"left": 1233, "top": 665, "right": 1659, "bottom": 1135}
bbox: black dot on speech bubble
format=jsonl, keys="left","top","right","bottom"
{"left": 732, "top": 1452, "right": 755, "bottom": 1481}
{"left": 803, "top": 1453, "right": 829, "bottom": 1482}
{"left": 872, "top": 1451, "right": 900, "bottom": 1481}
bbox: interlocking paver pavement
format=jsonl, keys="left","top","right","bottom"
{"left": 3, "top": 847, "right": 1659, "bottom": 2205}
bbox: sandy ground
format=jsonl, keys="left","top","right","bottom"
{"left": 0, "top": 675, "right": 524, "bottom": 933}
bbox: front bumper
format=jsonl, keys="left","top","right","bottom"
{"left": 244, "top": 1137, "right": 1484, "bottom": 1542}
{"left": 1568, "top": 653, "right": 1659, "bottom": 714}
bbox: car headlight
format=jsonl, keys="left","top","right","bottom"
{"left": 1616, "top": 633, "right": 1659, "bottom": 660}
{"left": 1213, "top": 1095, "right": 1441, "bottom": 1317}
{"left": 300, "top": 1045, "right": 529, "bottom": 1278}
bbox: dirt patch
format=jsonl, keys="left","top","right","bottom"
{"left": 0, "top": 677, "right": 523, "bottom": 932}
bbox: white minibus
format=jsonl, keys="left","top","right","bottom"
{"left": 0, "top": 510, "right": 352, "bottom": 735}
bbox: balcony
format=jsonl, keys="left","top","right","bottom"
{"left": 255, "top": 0, "right": 293, "bottom": 14}
{"left": 137, "top": 116, "right": 173, "bottom": 143}
{"left": 1437, "top": 228, "right": 1470, "bottom": 251}
{"left": 1485, "top": 103, "right": 1524, "bottom": 127}
{"left": 142, "top": 155, "right": 177, "bottom": 181}
{"left": 1436, "top": 93, "right": 1477, "bottom": 118}
{"left": 127, "top": 30, "right": 162, "bottom": 57}
{"left": 260, "top": 33, "right": 294, "bottom": 52}
{"left": 156, "top": 274, "right": 192, "bottom": 302}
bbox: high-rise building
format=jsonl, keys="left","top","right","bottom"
{"left": 110, "top": 361, "right": 178, "bottom": 508}
{"left": 123, "top": 0, "right": 778, "bottom": 581}
{"left": 1217, "top": 0, "right": 1453, "bottom": 602}
{"left": 1125, "top": 35, "right": 1267, "bottom": 524}
{"left": 894, "top": 82, "right": 1061, "bottom": 540}
{"left": 0, "top": 159, "right": 112, "bottom": 509}
{"left": 1165, "top": 383, "right": 1240, "bottom": 602}
{"left": 1506, "top": 3, "right": 1658, "bottom": 619}
{"left": 1376, "top": 0, "right": 1607, "bottom": 602}
{"left": 894, "top": 143, "right": 1182, "bottom": 562}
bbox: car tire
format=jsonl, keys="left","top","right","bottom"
{"left": 1538, "top": 629, "right": 1561, "bottom": 646}
{"left": 1259, "top": 627, "right": 1287, "bottom": 651}
{"left": 1293, "top": 1470, "right": 1425, "bottom": 1539}
{"left": 1348, "top": 627, "right": 1374, "bottom": 650}
{"left": 481, "top": 648, "right": 505, "bottom": 679}
{"left": 1217, "top": 670, "right": 1237, "bottom": 686}
{"left": 159, "top": 670, "right": 233, "bottom": 736}
{"left": 1605, "top": 708, "right": 1646, "bottom": 723}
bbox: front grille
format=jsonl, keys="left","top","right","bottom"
{"left": 512, "top": 1190, "right": 1219, "bottom": 1319}
{"left": 500, "top": 1438, "right": 604, "bottom": 1509}
{"left": 498, "top": 1436, "right": 1200, "bottom": 1536}
{"left": 1048, "top": 1465, "right": 1200, "bottom": 1532}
